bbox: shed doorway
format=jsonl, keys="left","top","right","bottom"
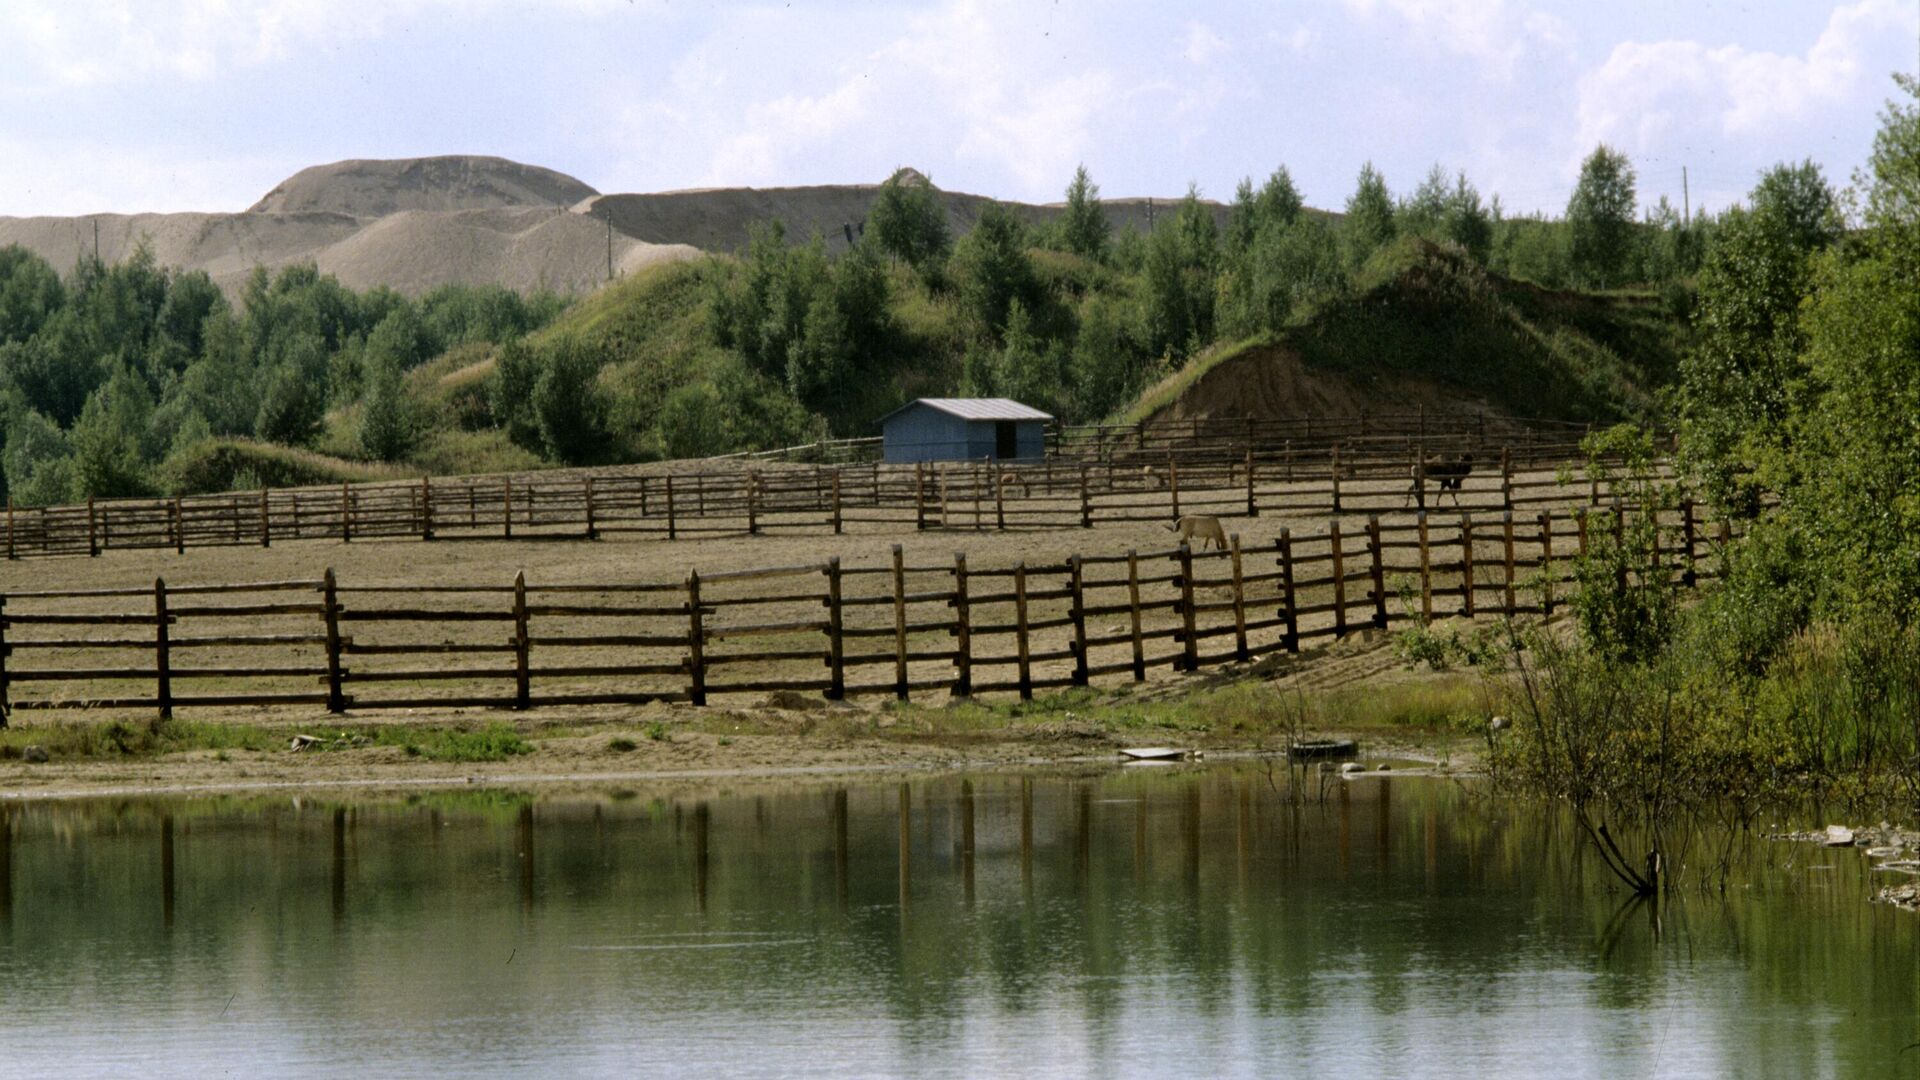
{"left": 995, "top": 421, "right": 1017, "bottom": 459}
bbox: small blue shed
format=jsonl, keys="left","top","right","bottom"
{"left": 878, "top": 398, "right": 1052, "bottom": 464}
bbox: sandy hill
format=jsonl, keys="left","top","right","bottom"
{"left": 0, "top": 155, "right": 1229, "bottom": 296}
{"left": 249, "top": 155, "right": 600, "bottom": 216}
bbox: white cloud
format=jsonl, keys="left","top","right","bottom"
{"left": 0, "top": 0, "right": 641, "bottom": 86}
{"left": 1183, "top": 22, "right": 1230, "bottom": 65}
{"left": 1338, "top": 0, "right": 1566, "bottom": 76}
{"left": 603, "top": 0, "right": 1128, "bottom": 198}
{"left": 1575, "top": 0, "right": 1918, "bottom": 158}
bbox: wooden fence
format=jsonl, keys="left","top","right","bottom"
{"left": 0, "top": 498, "right": 1728, "bottom": 722}
{"left": 1, "top": 438, "right": 1648, "bottom": 560}
{"left": 725, "top": 409, "right": 1605, "bottom": 464}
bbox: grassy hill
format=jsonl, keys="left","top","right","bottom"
{"left": 1123, "top": 239, "right": 1686, "bottom": 427}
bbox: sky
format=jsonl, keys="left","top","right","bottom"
{"left": 0, "top": 0, "right": 1915, "bottom": 219}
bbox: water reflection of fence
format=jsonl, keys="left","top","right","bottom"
{"left": 0, "top": 499, "right": 1726, "bottom": 720}
{"left": 1, "top": 439, "right": 1641, "bottom": 559}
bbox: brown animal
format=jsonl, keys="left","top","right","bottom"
{"left": 997, "top": 470, "right": 1029, "bottom": 496}
{"left": 1406, "top": 452, "right": 1474, "bottom": 507}
{"left": 1167, "top": 514, "right": 1228, "bottom": 551}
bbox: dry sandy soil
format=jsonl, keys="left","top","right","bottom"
{"left": 0, "top": 156, "right": 1227, "bottom": 298}
{"left": 0, "top": 475, "right": 1517, "bottom": 800}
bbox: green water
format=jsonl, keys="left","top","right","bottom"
{"left": 0, "top": 769, "right": 1912, "bottom": 1078}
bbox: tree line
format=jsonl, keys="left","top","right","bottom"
{"left": 0, "top": 141, "right": 1718, "bottom": 501}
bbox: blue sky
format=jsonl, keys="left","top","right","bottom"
{"left": 1, "top": 1, "right": 1914, "bottom": 218}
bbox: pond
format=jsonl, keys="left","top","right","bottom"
{"left": 0, "top": 767, "right": 1911, "bottom": 1078}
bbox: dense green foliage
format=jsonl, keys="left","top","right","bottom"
{"left": 0, "top": 249, "right": 564, "bottom": 504}
{"left": 1, "top": 146, "right": 1704, "bottom": 503}
{"left": 1500, "top": 76, "right": 1920, "bottom": 816}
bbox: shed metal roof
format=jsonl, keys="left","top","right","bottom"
{"left": 879, "top": 398, "right": 1054, "bottom": 424}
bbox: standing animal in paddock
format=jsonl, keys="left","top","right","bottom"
{"left": 997, "top": 470, "right": 1029, "bottom": 496}
{"left": 1167, "top": 514, "right": 1228, "bottom": 551}
{"left": 1405, "top": 452, "right": 1475, "bottom": 507}
{"left": 1142, "top": 465, "right": 1168, "bottom": 490}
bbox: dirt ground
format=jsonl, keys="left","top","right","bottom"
{"left": 0, "top": 470, "right": 1566, "bottom": 800}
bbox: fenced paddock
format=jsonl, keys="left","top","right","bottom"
{"left": 0, "top": 497, "right": 1727, "bottom": 722}
{"left": 1, "top": 437, "right": 1658, "bottom": 560}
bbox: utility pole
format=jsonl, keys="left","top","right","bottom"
{"left": 1682, "top": 166, "right": 1690, "bottom": 227}
{"left": 604, "top": 207, "right": 613, "bottom": 283}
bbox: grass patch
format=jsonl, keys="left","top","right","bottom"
{"left": 0, "top": 716, "right": 279, "bottom": 759}
{"left": 886, "top": 674, "right": 1495, "bottom": 741}
{"left": 158, "top": 437, "right": 416, "bottom": 496}
{"left": 387, "top": 722, "right": 535, "bottom": 762}
{"left": 608, "top": 736, "right": 639, "bottom": 753}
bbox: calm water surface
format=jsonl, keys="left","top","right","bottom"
{"left": 0, "top": 768, "right": 1912, "bottom": 1078}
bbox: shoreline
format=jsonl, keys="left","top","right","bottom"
{"left": 0, "top": 722, "right": 1462, "bottom": 803}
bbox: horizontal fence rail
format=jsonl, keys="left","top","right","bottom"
{"left": 0, "top": 497, "right": 1729, "bottom": 723}
{"left": 0, "top": 434, "right": 1660, "bottom": 560}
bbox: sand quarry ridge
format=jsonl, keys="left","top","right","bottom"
{"left": 0, "top": 155, "right": 1230, "bottom": 299}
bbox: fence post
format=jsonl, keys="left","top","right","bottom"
{"left": 1502, "top": 511, "right": 1516, "bottom": 615}
{"left": 502, "top": 477, "right": 513, "bottom": 539}
{"left": 1330, "top": 446, "right": 1342, "bottom": 514}
{"left": 825, "top": 557, "right": 846, "bottom": 700}
{"left": 1080, "top": 464, "right": 1092, "bottom": 529}
{"left": 1277, "top": 531, "right": 1298, "bottom": 652}
{"left": 1368, "top": 516, "right": 1387, "bottom": 630}
{"left": 1418, "top": 512, "right": 1432, "bottom": 624}
{"left": 1330, "top": 520, "right": 1347, "bottom": 638}
{"left": 1681, "top": 499, "right": 1697, "bottom": 586}
{"left": 154, "top": 577, "right": 172, "bottom": 720}
{"left": 829, "top": 472, "right": 841, "bottom": 535}
{"left": 1244, "top": 449, "right": 1258, "bottom": 517}
{"left": 1540, "top": 511, "right": 1555, "bottom": 615}
{"left": 1413, "top": 447, "right": 1427, "bottom": 510}
{"left": 1612, "top": 498, "right": 1627, "bottom": 593}
{"left": 1177, "top": 543, "right": 1199, "bottom": 671}
{"left": 995, "top": 468, "right": 1007, "bottom": 531}
{"left": 1499, "top": 446, "right": 1512, "bottom": 511}
{"left": 4, "top": 499, "right": 12, "bottom": 560}
{"left": 1169, "top": 455, "right": 1181, "bottom": 520}
{"left": 86, "top": 497, "right": 98, "bottom": 557}
{"left": 1230, "top": 534, "right": 1249, "bottom": 661}
{"left": 170, "top": 499, "right": 183, "bottom": 555}
{"left": 1014, "top": 562, "right": 1033, "bottom": 700}
{"left": 342, "top": 483, "right": 353, "bottom": 542}
{"left": 321, "top": 568, "right": 345, "bottom": 714}
{"left": 1069, "top": 555, "right": 1090, "bottom": 685}
{"left": 1126, "top": 549, "right": 1146, "bottom": 680}
{"left": 1460, "top": 514, "right": 1476, "bottom": 618}
{"left": 1575, "top": 507, "right": 1589, "bottom": 559}
{"left": 665, "top": 475, "right": 680, "bottom": 540}
{"left": 913, "top": 464, "right": 926, "bottom": 531}
{"left": 745, "top": 473, "right": 759, "bottom": 536}
{"left": 584, "top": 477, "right": 599, "bottom": 540}
{"left": 685, "top": 570, "right": 706, "bottom": 706}
{"left": 512, "top": 570, "right": 530, "bottom": 710}
{"left": 0, "top": 594, "right": 8, "bottom": 727}
{"left": 420, "top": 477, "right": 433, "bottom": 542}
{"left": 891, "top": 544, "right": 909, "bottom": 700}
{"left": 951, "top": 553, "right": 971, "bottom": 697}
